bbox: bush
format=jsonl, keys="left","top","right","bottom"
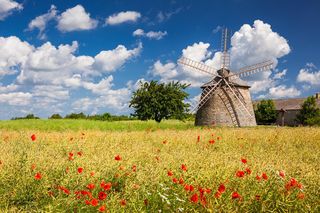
{"left": 49, "top": 114, "right": 62, "bottom": 119}
{"left": 254, "top": 100, "right": 278, "bottom": 125}
{"left": 296, "top": 96, "right": 320, "bottom": 125}
{"left": 11, "top": 114, "right": 40, "bottom": 120}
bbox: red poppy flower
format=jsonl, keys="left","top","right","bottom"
{"left": 90, "top": 171, "right": 95, "bottom": 177}
{"left": 98, "top": 191, "right": 107, "bottom": 200}
{"left": 241, "top": 158, "right": 247, "bottom": 164}
{"left": 99, "top": 205, "right": 106, "bottom": 212}
{"left": 197, "top": 135, "right": 200, "bottom": 142}
{"left": 172, "top": 178, "right": 178, "bottom": 183}
{"left": 262, "top": 173, "right": 268, "bottom": 180}
{"left": 77, "top": 151, "right": 82, "bottom": 156}
{"left": 167, "top": 170, "right": 173, "bottom": 176}
{"left": 256, "top": 175, "right": 261, "bottom": 181}
{"left": 77, "top": 167, "right": 83, "bottom": 174}
{"left": 31, "top": 164, "right": 36, "bottom": 170}
{"left": 91, "top": 198, "right": 98, "bottom": 206}
{"left": 214, "top": 191, "right": 221, "bottom": 198}
{"left": 209, "top": 139, "right": 215, "bottom": 144}
{"left": 255, "top": 195, "right": 261, "bottom": 200}
{"left": 236, "top": 170, "right": 245, "bottom": 178}
{"left": 34, "top": 172, "right": 42, "bottom": 180}
{"left": 279, "top": 171, "right": 285, "bottom": 178}
{"left": 120, "top": 199, "right": 126, "bottom": 206}
{"left": 162, "top": 140, "right": 167, "bottom": 144}
{"left": 31, "top": 134, "right": 36, "bottom": 141}
{"left": 179, "top": 177, "right": 184, "bottom": 185}
{"left": 297, "top": 193, "right": 305, "bottom": 199}
{"left": 184, "top": 184, "right": 190, "bottom": 191}
{"left": 232, "top": 191, "right": 241, "bottom": 199}
{"left": 181, "top": 164, "right": 187, "bottom": 171}
{"left": 218, "top": 184, "right": 226, "bottom": 193}
{"left": 132, "top": 165, "right": 137, "bottom": 172}
{"left": 245, "top": 168, "right": 252, "bottom": 175}
{"left": 217, "top": 136, "right": 221, "bottom": 140}
{"left": 190, "top": 193, "right": 198, "bottom": 203}
{"left": 85, "top": 200, "right": 91, "bottom": 205}
{"left": 87, "top": 183, "right": 95, "bottom": 190}
{"left": 115, "top": 155, "right": 122, "bottom": 161}
{"left": 102, "top": 182, "right": 112, "bottom": 191}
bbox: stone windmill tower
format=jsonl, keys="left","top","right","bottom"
{"left": 178, "top": 29, "right": 273, "bottom": 127}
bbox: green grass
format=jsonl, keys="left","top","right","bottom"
{"left": 0, "top": 119, "right": 194, "bottom": 131}
{"left": 0, "top": 120, "right": 319, "bottom": 212}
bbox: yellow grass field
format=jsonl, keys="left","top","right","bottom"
{"left": 0, "top": 120, "right": 319, "bottom": 212}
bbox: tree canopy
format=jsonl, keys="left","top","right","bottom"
{"left": 296, "top": 96, "right": 320, "bottom": 125}
{"left": 129, "top": 81, "right": 190, "bottom": 122}
{"left": 254, "top": 99, "right": 278, "bottom": 124}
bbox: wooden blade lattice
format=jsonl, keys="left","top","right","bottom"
{"left": 228, "top": 60, "right": 273, "bottom": 79}
{"left": 178, "top": 57, "right": 219, "bottom": 77}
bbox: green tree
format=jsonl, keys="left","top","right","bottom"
{"left": 254, "top": 99, "right": 278, "bottom": 124}
{"left": 49, "top": 114, "right": 62, "bottom": 119}
{"left": 129, "top": 81, "right": 190, "bottom": 122}
{"left": 296, "top": 96, "right": 320, "bottom": 125}
{"left": 65, "top": 112, "right": 87, "bottom": 119}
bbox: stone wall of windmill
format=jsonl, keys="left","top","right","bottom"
{"left": 195, "top": 86, "right": 256, "bottom": 127}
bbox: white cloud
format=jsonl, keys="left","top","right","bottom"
{"left": 0, "top": 36, "right": 33, "bottom": 77}
{"left": 0, "top": 0, "right": 22, "bottom": 20}
{"left": 105, "top": 11, "right": 141, "bottom": 25}
{"left": 0, "top": 92, "right": 32, "bottom": 106}
{"left": 32, "top": 85, "right": 69, "bottom": 100}
{"left": 274, "top": 69, "right": 287, "bottom": 79}
{"left": 57, "top": 5, "right": 98, "bottom": 32}
{"left": 93, "top": 43, "right": 142, "bottom": 72}
{"left": 230, "top": 20, "right": 290, "bottom": 70}
{"left": 151, "top": 60, "right": 178, "bottom": 81}
{"left": 0, "top": 83, "right": 18, "bottom": 93}
{"left": 27, "top": 5, "right": 57, "bottom": 40}
{"left": 182, "top": 42, "right": 211, "bottom": 62}
{"left": 297, "top": 67, "right": 320, "bottom": 86}
{"left": 268, "top": 85, "right": 301, "bottom": 99}
{"left": 133, "top": 29, "right": 167, "bottom": 40}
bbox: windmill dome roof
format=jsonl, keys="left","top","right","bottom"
{"left": 201, "top": 70, "right": 250, "bottom": 88}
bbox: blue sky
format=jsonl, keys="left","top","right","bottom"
{"left": 0, "top": 0, "right": 320, "bottom": 119}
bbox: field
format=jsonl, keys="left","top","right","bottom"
{"left": 0, "top": 120, "right": 319, "bottom": 212}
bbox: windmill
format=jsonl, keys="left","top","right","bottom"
{"left": 178, "top": 29, "right": 273, "bottom": 127}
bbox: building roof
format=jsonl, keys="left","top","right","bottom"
{"left": 201, "top": 69, "right": 250, "bottom": 88}
{"left": 254, "top": 97, "right": 320, "bottom": 110}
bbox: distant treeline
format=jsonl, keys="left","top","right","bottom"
{"left": 11, "top": 112, "right": 138, "bottom": 121}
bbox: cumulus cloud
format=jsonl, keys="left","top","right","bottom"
{"left": 0, "top": 83, "right": 18, "bottom": 93}
{"left": 105, "top": 11, "right": 141, "bottom": 25}
{"left": 0, "top": 36, "right": 33, "bottom": 77}
{"left": 0, "top": 0, "right": 22, "bottom": 20}
{"left": 57, "top": 5, "right": 98, "bottom": 32}
{"left": 32, "top": 85, "right": 69, "bottom": 101}
{"left": 268, "top": 85, "right": 301, "bottom": 99}
{"left": 151, "top": 60, "right": 178, "bottom": 81}
{"left": 297, "top": 66, "right": 320, "bottom": 86}
{"left": 27, "top": 5, "right": 57, "bottom": 40}
{"left": 0, "top": 92, "right": 32, "bottom": 106}
{"left": 133, "top": 29, "right": 167, "bottom": 40}
{"left": 93, "top": 43, "right": 142, "bottom": 72}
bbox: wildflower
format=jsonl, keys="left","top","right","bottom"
{"left": 236, "top": 170, "right": 245, "bottom": 178}
{"left": 297, "top": 193, "right": 305, "bottom": 199}
{"left": 91, "top": 198, "right": 98, "bottom": 206}
{"left": 132, "top": 165, "right": 137, "bottom": 172}
{"left": 85, "top": 200, "right": 91, "bottom": 205}
{"left": 245, "top": 168, "right": 252, "bottom": 175}
{"left": 214, "top": 191, "right": 221, "bottom": 198}
{"left": 31, "top": 164, "right": 36, "bottom": 170}
{"left": 209, "top": 139, "right": 215, "bottom": 144}
{"left": 217, "top": 136, "right": 221, "bottom": 140}
{"left": 218, "top": 184, "right": 226, "bottom": 193}
{"left": 256, "top": 175, "right": 261, "bottom": 181}
{"left": 31, "top": 134, "right": 36, "bottom": 141}
{"left": 172, "top": 178, "right": 178, "bottom": 183}
{"left": 181, "top": 164, "right": 187, "bottom": 171}
{"left": 255, "top": 195, "right": 261, "bottom": 200}
{"left": 98, "top": 191, "right": 107, "bottom": 200}
{"left": 232, "top": 191, "right": 241, "bottom": 199}
{"left": 102, "top": 182, "right": 112, "bottom": 191}
{"left": 162, "top": 140, "right": 167, "bottom": 144}
{"left": 99, "top": 205, "right": 106, "bottom": 212}
{"left": 34, "top": 172, "right": 42, "bottom": 180}
{"left": 90, "top": 171, "right": 95, "bottom": 177}
{"left": 167, "top": 170, "right": 173, "bottom": 176}
{"left": 77, "top": 151, "right": 82, "bottom": 156}
{"left": 279, "top": 170, "right": 285, "bottom": 178}
{"left": 120, "top": 199, "right": 126, "bottom": 206}
{"left": 241, "top": 158, "right": 247, "bottom": 164}
{"left": 184, "top": 184, "right": 190, "bottom": 191}
{"left": 87, "top": 183, "right": 95, "bottom": 190}
{"left": 262, "top": 173, "right": 268, "bottom": 180}
{"left": 77, "top": 167, "right": 83, "bottom": 174}
{"left": 189, "top": 185, "right": 194, "bottom": 191}
{"left": 179, "top": 177, "right": 184, "bottom": 185}
{"left": 197, "top": 135, "right": 200, "bottom": 142}
{"left": 115, "top": 155, "right": 122, "bottom": 161}
{"left": 190, "top": 193, "right": 198, "bottom": 203}
{"left": 68, "top": 152, "right": 74, "bottom": 160}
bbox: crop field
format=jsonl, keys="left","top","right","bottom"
{"left": 0, "top": 120, "right": 319, "bottom": 212}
